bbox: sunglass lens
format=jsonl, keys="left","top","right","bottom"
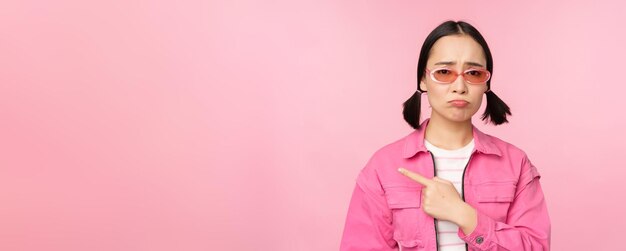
{"left": 432, "top": 69, "right": 456, "bottom": 82}
{"left": 465, "top": 70, "right": 489, "bottom": 83}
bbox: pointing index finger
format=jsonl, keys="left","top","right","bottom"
{"left": 398, "top": 167, "right": 433, "bottom": 187}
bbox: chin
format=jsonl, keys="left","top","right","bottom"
{"left": 447, "top": 117, "right": 472, "bottom": 123}
{"left": 445, "top": 111, "right": 478, "bottom": 123}
{"left": 432, "top": 107, "right": 478, "bottom": 123}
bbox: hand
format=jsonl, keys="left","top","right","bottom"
{"left": 398, "top": 167, "right": 477, "bottom": 234}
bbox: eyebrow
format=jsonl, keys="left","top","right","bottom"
{"left": 434, "top": 61, "right": 485, "bottom": 67}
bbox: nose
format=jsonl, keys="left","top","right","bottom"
{"left": 451, "top": 72, "right": 468, "bottom": 94}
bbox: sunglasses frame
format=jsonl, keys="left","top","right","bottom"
{"left": 425, "top": 67, "right": 491, "bottom": 84}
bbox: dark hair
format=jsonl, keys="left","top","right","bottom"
{"left": 403, "top": 20, "right": 511, "bottom": 129}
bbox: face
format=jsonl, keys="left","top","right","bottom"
{"left": 419, "top": 34, "right": 489, "bottom": 123}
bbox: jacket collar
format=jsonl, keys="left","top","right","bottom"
{"left": 402, "top": 118, "right": 502, "bottom": 158}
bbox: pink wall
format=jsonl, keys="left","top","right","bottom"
{"left": 1, "top": 1, "right": 624, "bottom": 250}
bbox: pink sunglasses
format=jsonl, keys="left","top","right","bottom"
{"left": 425, "top": 67, "right": 491, "bottom": 84}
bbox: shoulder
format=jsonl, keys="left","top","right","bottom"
{"left": 480, "top": 132, "right": 540, "bottom": 180}
{"left": 357, "top": 131, "right": 414, "bottom": 181}
{"left": 482, "top": 134, "right": 543, "bottom": 196}
{"left": 357, "top": 133, "right": 414, "bottom": 190}
{"left": 482, "top": 132, "right": 531, "bottom": 161}
{"left": 366, "top": 131, "right": 414, "bottom": 165}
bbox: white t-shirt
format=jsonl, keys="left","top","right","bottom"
{"left": 424, "top": 138, "right": 475, "bottom": 251}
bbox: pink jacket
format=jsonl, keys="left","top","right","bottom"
{"left": 340, "top": 118, "right": 551, "bottom": 250}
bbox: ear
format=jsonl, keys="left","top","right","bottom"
{"left": 419, "top": 80, "right": 428, "bottom": 92}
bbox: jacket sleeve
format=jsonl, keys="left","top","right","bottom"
{"left": 458, "top": 154, "right": 551, "bottom": 250}
{"left": 340, "top": 155, "right": 397, "bottom": 251}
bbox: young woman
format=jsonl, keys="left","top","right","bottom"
{"left": 340, "top": 20, "right": 551, "bottom": 251}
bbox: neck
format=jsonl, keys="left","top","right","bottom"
{"left": 424, "top": 114, "right": 474, "bottom": 150}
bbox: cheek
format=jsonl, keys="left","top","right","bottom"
{"left": 424, "top": 85, "right": 447, "bottom": 103}
{"left": 468, "top": 86, "right": 487, "bottom": 104}
{"left": 468, "top": 94, "right": 485, "bottom": 113}
{"left": 472, "top": 95, "right": 484, "bottom": 107}
{"left": 425, "top": 92, "right": 444, "bottom": 107}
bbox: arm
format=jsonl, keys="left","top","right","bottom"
{"left": 340, "top": 159, "right": 397, "bottom": 251}
{"left": 457, "top": 155, "right": 551, "bottom": 250}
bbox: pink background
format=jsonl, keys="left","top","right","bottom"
{"left": 1, "top": 1, "right": 624, "bottom": 250}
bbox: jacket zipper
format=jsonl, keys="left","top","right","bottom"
{"left": 428, "top": 151, "right": 440, "bottom": 251}
{"left": 460, "top": 151, "right": 476, "bottom": 251}
{"left": 431, "top": 150, "right": 476, "bottom": 251}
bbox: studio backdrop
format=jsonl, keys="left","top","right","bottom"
{"left": 1, "top": 1, "right": 625, "bottom": 250}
